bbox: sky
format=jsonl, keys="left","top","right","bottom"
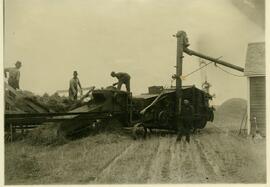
{"left": 4, "top": 0, "right": 265, "bottom": 105}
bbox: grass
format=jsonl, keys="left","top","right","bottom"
{"left": 5, "top": 132, "right": 133, "bottom": 184}
{"left": 4, "top": 98, "right": 257, "bottom": 184}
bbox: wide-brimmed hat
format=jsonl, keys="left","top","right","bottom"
{"left": 15, "top": 61, "right": 22, "bottom": 66}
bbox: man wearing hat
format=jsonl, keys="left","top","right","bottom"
{"left": 69, "top": 71, "right": 82, "bottom": 101}
{"left": 4, "top": 61, "right": 22, "bottom": 90}
{"left": 111, "top": 71, "right": 131, "bottom": 92}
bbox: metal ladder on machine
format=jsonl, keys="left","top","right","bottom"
{"left": 126, "top": 92, "right": 133, "bottom": 126}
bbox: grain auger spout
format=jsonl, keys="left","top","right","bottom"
{"left": 176, "top": 31, "right": 245, "bottom": 72}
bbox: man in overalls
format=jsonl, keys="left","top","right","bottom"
{"left": 177, "top": 99, "right": 194, "bottom": 143}
{"left": 69, "top": 71, "right": 82, "bottom": 101}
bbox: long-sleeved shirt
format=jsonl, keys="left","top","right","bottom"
{"left": 69, "top": 77, "right": 81, "bottom": 94}
{"left": 181, "top": 104, "right": 194, "bottom": 119}
{"left": 115, "top": 72, "right": 130, "bottom": 82}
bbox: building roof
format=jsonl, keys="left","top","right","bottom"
{"left": 244, "top": 42, "right": 265, "bottom": 77}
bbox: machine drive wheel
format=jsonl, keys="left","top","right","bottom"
{"left": 194, "top": 118, "right": 207, "bottom": 129}
{"left": 132, "top": 123, "right": 147, "bottom": 140}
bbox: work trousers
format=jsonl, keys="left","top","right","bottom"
{"left": 117, "top": 79, "right": 130, "bottom": 92}
{"left": 177, "top": 119, "right": 192, "bottom": 143}
{"left": 8, "top": 78, "right": 19, "bottom": 90}
{"left": 69, "top": 89, "right": 78, "bottom": 101}
{"left": 177, "top": 128, "right": 190, "bottom": 143}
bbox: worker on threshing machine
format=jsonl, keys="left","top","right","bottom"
{"left": 69, "top": 71, "right": 83, "bottom": 101}
{"left": 111, "top": 71, "right": 131, "bottom": 92}
{"left": 177, "top": 99, "right": 194, "bottom": 143}
{"left": 4, "top": 61, "right": 22, "bottom": 90}
{"left": 202, "top": 80, "right": 211, "bottom": 93}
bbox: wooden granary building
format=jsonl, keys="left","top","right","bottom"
{"left": 244, "top": 42, "right": 266, "bottom": 136}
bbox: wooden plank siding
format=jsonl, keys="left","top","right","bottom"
{"left": 249, "top": 76, "right": 266, "bottom": 136}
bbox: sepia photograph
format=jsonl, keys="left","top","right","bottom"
{"left": 3, "top": 0, "right": 266, "bottom": 185}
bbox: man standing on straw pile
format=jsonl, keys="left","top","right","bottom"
{"left": 4, "top": 61, "right": 22, "bottom": 90}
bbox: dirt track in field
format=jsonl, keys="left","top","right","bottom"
{"left": 92, "top": 125, "right": 266, "bottom": 184}
{"left": 5, "top": 125, "right": 266, "bottom": 184}
{"left": 5, "top": 98, "right": 265, "bottom": 184}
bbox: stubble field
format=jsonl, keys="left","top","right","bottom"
{"left": 4, "top": 98, "right": 266, "bottom": 184}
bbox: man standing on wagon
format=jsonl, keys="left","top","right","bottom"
{"left": 69, "top": 71, "right": 83, "bottom": 101}
{"left": 111, "top": 71, "right": 131, "bottom": 92}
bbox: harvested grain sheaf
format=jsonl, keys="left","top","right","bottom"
{"left": 35, "top": 93, "right": 71, "bottom": 112}
{"left": 25, "top": 122, "right": 68, "bottom": 146}
{"left": 12, "top": 91, "right": 71, "bottom": 113}
{"left": 24, "top": 118, "right": 125, "bottom": 145}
